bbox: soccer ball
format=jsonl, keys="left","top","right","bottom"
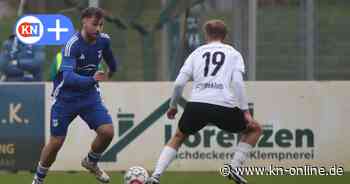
{"left": 124, "top": 166, "right": 149, "bottom": 184}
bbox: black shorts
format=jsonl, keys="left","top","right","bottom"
{"left": 178, "top": 102, "right": 247, "bottom": 135}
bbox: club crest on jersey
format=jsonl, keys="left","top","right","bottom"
{"left": 79, "top": 54, "right": 85, "bottom": 60}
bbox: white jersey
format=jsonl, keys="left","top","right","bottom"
{"left": 179, "top": 42, "right": 245, "bottom": 108}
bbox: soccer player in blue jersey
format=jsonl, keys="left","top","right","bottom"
{"left": 31, "top": 7, "right": 117, "bottom": 184}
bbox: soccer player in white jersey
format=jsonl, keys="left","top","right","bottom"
{"left": 146, "top": 20, "right": 262, "bottom": 184}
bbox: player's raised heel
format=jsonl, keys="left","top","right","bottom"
{"left": 146, "top": 176, "right": 160, "bottom": 184}
{"left": 81, "top": 157, "right": 110, "bottom": 183}
{"left": 224, "top": 164, "right": 248, "bottom": 184}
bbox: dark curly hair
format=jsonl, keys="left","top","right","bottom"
{"left": 81, "top": 7, "right": 105, "bottom": 20}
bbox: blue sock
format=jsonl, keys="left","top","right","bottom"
{"left": 87, "top": 151, "right": 102, "bottom": 163}
{"left": 35, "top": 162, "right": 49, "bottom": 181}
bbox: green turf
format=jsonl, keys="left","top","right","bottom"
{"left": 0, "top": 171, "right": 349, "bottom": 184}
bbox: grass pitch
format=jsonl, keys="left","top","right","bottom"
{"left": 0, "top": 171, "right": 348, "bottom": 184}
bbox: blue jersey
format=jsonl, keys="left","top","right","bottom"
{"left": 52, "top": 32, "right": 117, "bottom": 101}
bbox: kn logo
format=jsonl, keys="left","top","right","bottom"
{"left": 15, "top": 14, "right": 74, "bottom": 45}
{"left": 15, "top": 15, "right": 44, "bottom": 44}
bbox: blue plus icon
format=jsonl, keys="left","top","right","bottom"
{"left": 47, "top": 19, "right": 69, "bottom": 41}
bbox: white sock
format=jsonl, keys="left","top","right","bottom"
{"left": 152, "top": 146, "right": 177, "bottom": 178}
{"left": 34, "top": 162, "right": 50, "bottom": 181}
{"left": 230, "top": 142, "right": 252, "bottom": 168}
